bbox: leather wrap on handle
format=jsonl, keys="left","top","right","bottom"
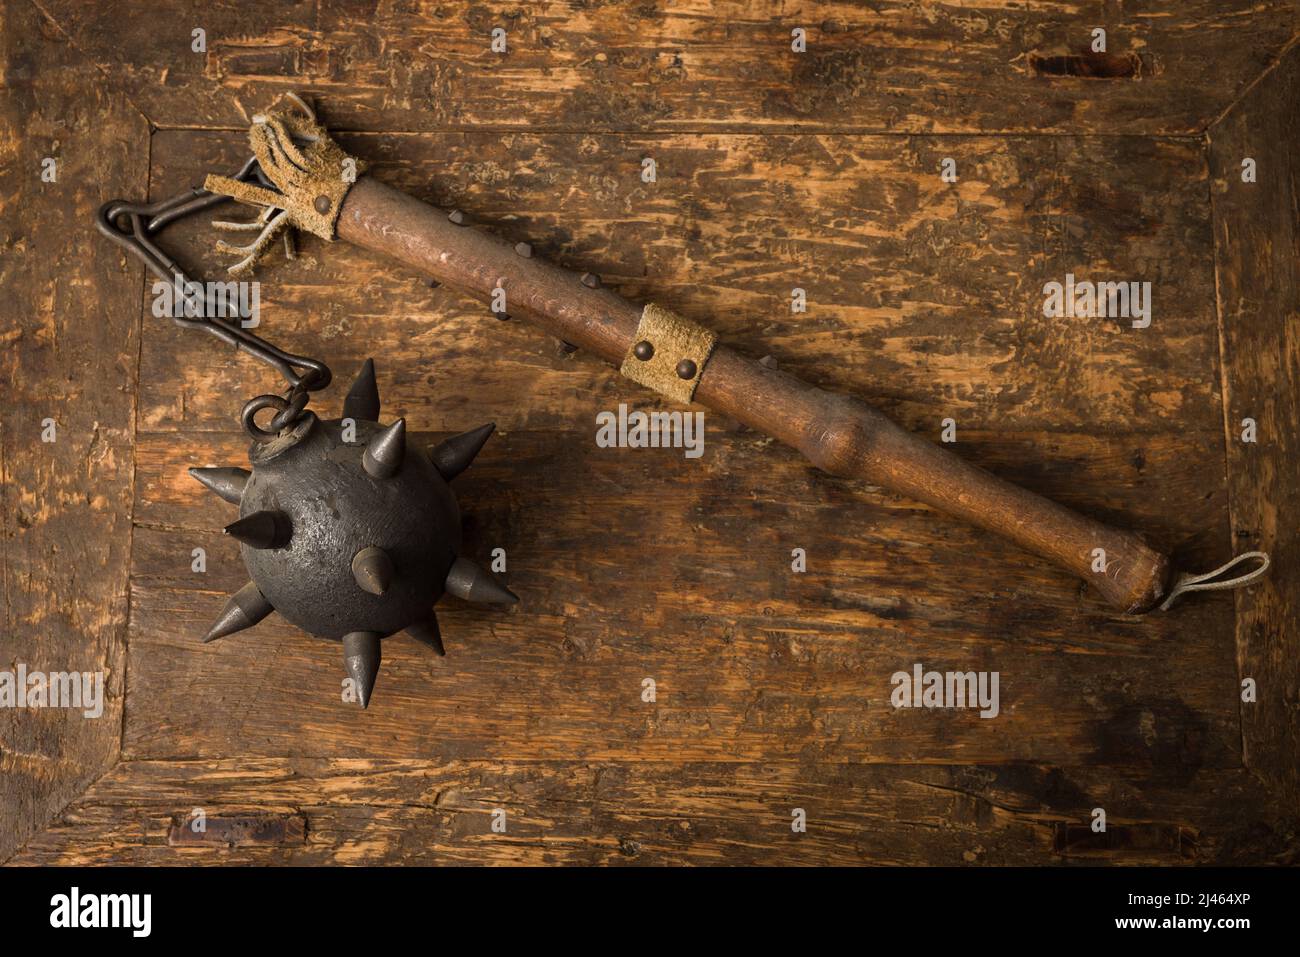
{"left": 337, "top": 176, "right": 1172, "bottom": 613}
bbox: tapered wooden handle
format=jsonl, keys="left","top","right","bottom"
{"left": 702, "top": 350, "right": 1172, "bottom": 612}
{"left": 338, "top": 177, "right": 1173, "bottom": 613}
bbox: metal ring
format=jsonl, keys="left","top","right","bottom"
{"left": 295, "top": 365, "right": 327, "bottom": 392}
{"left": 241, "top": 394, "right": 291, "bottom": 442}
{"left": 270, "top": 391, "right": 309, "bottom": 432}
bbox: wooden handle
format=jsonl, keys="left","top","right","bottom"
{"left": 338, "top": 177, "right": 1172, "bottom": 613}
{"left": 700, "top": 349, "right": 1171, "bottom": 612}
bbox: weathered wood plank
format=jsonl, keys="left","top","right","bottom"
{"left": 119, "top": 121, "right": 1241, "bottom": 769}
{"left": 9, "top": 758, "right": 1297, "bottom": 865}
{"left": 1209, "top": 44, "right": 1300, "bottom": 806}
{"left": 35, "top": 1, "right": 1298, "bottom": 135}
{"left": 123, "top": 426, "right": 1240, "bottom": 766}
{"left": 9, "top": 0, "right": 1287, "bottom": 868}
{"left": 0, "top": 3, "right": 149, "bottom": 861}
{"left": 138, "top": 129, "right": 1221, "bottom": 437}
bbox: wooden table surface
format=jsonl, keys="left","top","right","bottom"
{"left": 2, "top": 1, "right": 1297, "bottom": 865}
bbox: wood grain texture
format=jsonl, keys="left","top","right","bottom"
{"left": 120, "top": 109, "right": 1241, "bottom": 819}
{"left": 33, "top": 0, "right": 1299, "bottom": 135}
{"left": 124, "top": 426, "right": 1239, "bottom": 767}
{"left": 138, "top": 129, "right": 1222, "bottom": 436}
{"left": 330, "top": 170, "right": 1180, "bottom": 611}
{"left": 8, "top": 758, "right": 1298, "bottom": 865}
{"left": 4, "top": 1, "right": 1297, "bottom": 867}
{"left": 0, "top": 2, "right": 148, "bottom": 861}
{"left": 1210, "top": 44, "right": 1300, "bottom": 806}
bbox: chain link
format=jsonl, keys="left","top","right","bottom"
{"left": 96, "top": 157, "right": 331, "bottom": 443}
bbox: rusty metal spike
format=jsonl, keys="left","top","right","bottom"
{"left": 362, "top": 418, "right": 406, "bottom": 479}
{"left": 352, "top": 546, "right": 394, "bottom": 596}
{"left": 343, "top": 357, "right": 381, "bottom": 422}
{"left": 406, "top": 614, "right": 445, "bottom": 656}
{"left": 444, "top": 555, "right": 518, "bottom": 604}
{"left": 188, "top": 466, "right": 250, "bottom": 505}
{"left": 428, "top": 422, "right": 495, "bottom": 482}
{"left": 224, "top": 509, "right": 291, "bottom": 549}
{"left": 342, "top": 631, "right": 382, "bottom": 709}
{"left": 202, "top": 581, "right": 273, "bottom": 643}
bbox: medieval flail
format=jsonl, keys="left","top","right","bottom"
{"left": 96, "top": 93, "right": 1270, "bottom": 711}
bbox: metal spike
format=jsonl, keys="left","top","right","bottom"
{"left": 224, "top": 509, "right": 291, "bottom": 549}
{"left": 202, "top": 581, "right": 273, "bottom": 643}
{"left": 352, "top": 546, "right": 394, "bottom": 596}
{"left": 188, "top": 466, "right": 250, "bottom": 505}
{"left": 342, "top": 631, "right": 382, "bottom": 709}
{"left": 444, "top": 555, "right": 519, "bottom": 604}
{"left": 343, "top": 357, "right": 381, "bottom": 422}
{"left": 428, "top": 422, "right": 495, "bottom": 482}
{"left": 362, "top": 418, "right": 406, "bottom": 479}
{"left": 406, "top": 614, "right": 446, "bottom": 656}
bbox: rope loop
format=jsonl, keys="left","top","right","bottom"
{"left": 1159, "top": 551, "right": 1270, "bottom": 611}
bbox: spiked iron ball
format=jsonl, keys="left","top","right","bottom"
{"left": 190, "top": 359, "right": 517, "bottom": 708}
